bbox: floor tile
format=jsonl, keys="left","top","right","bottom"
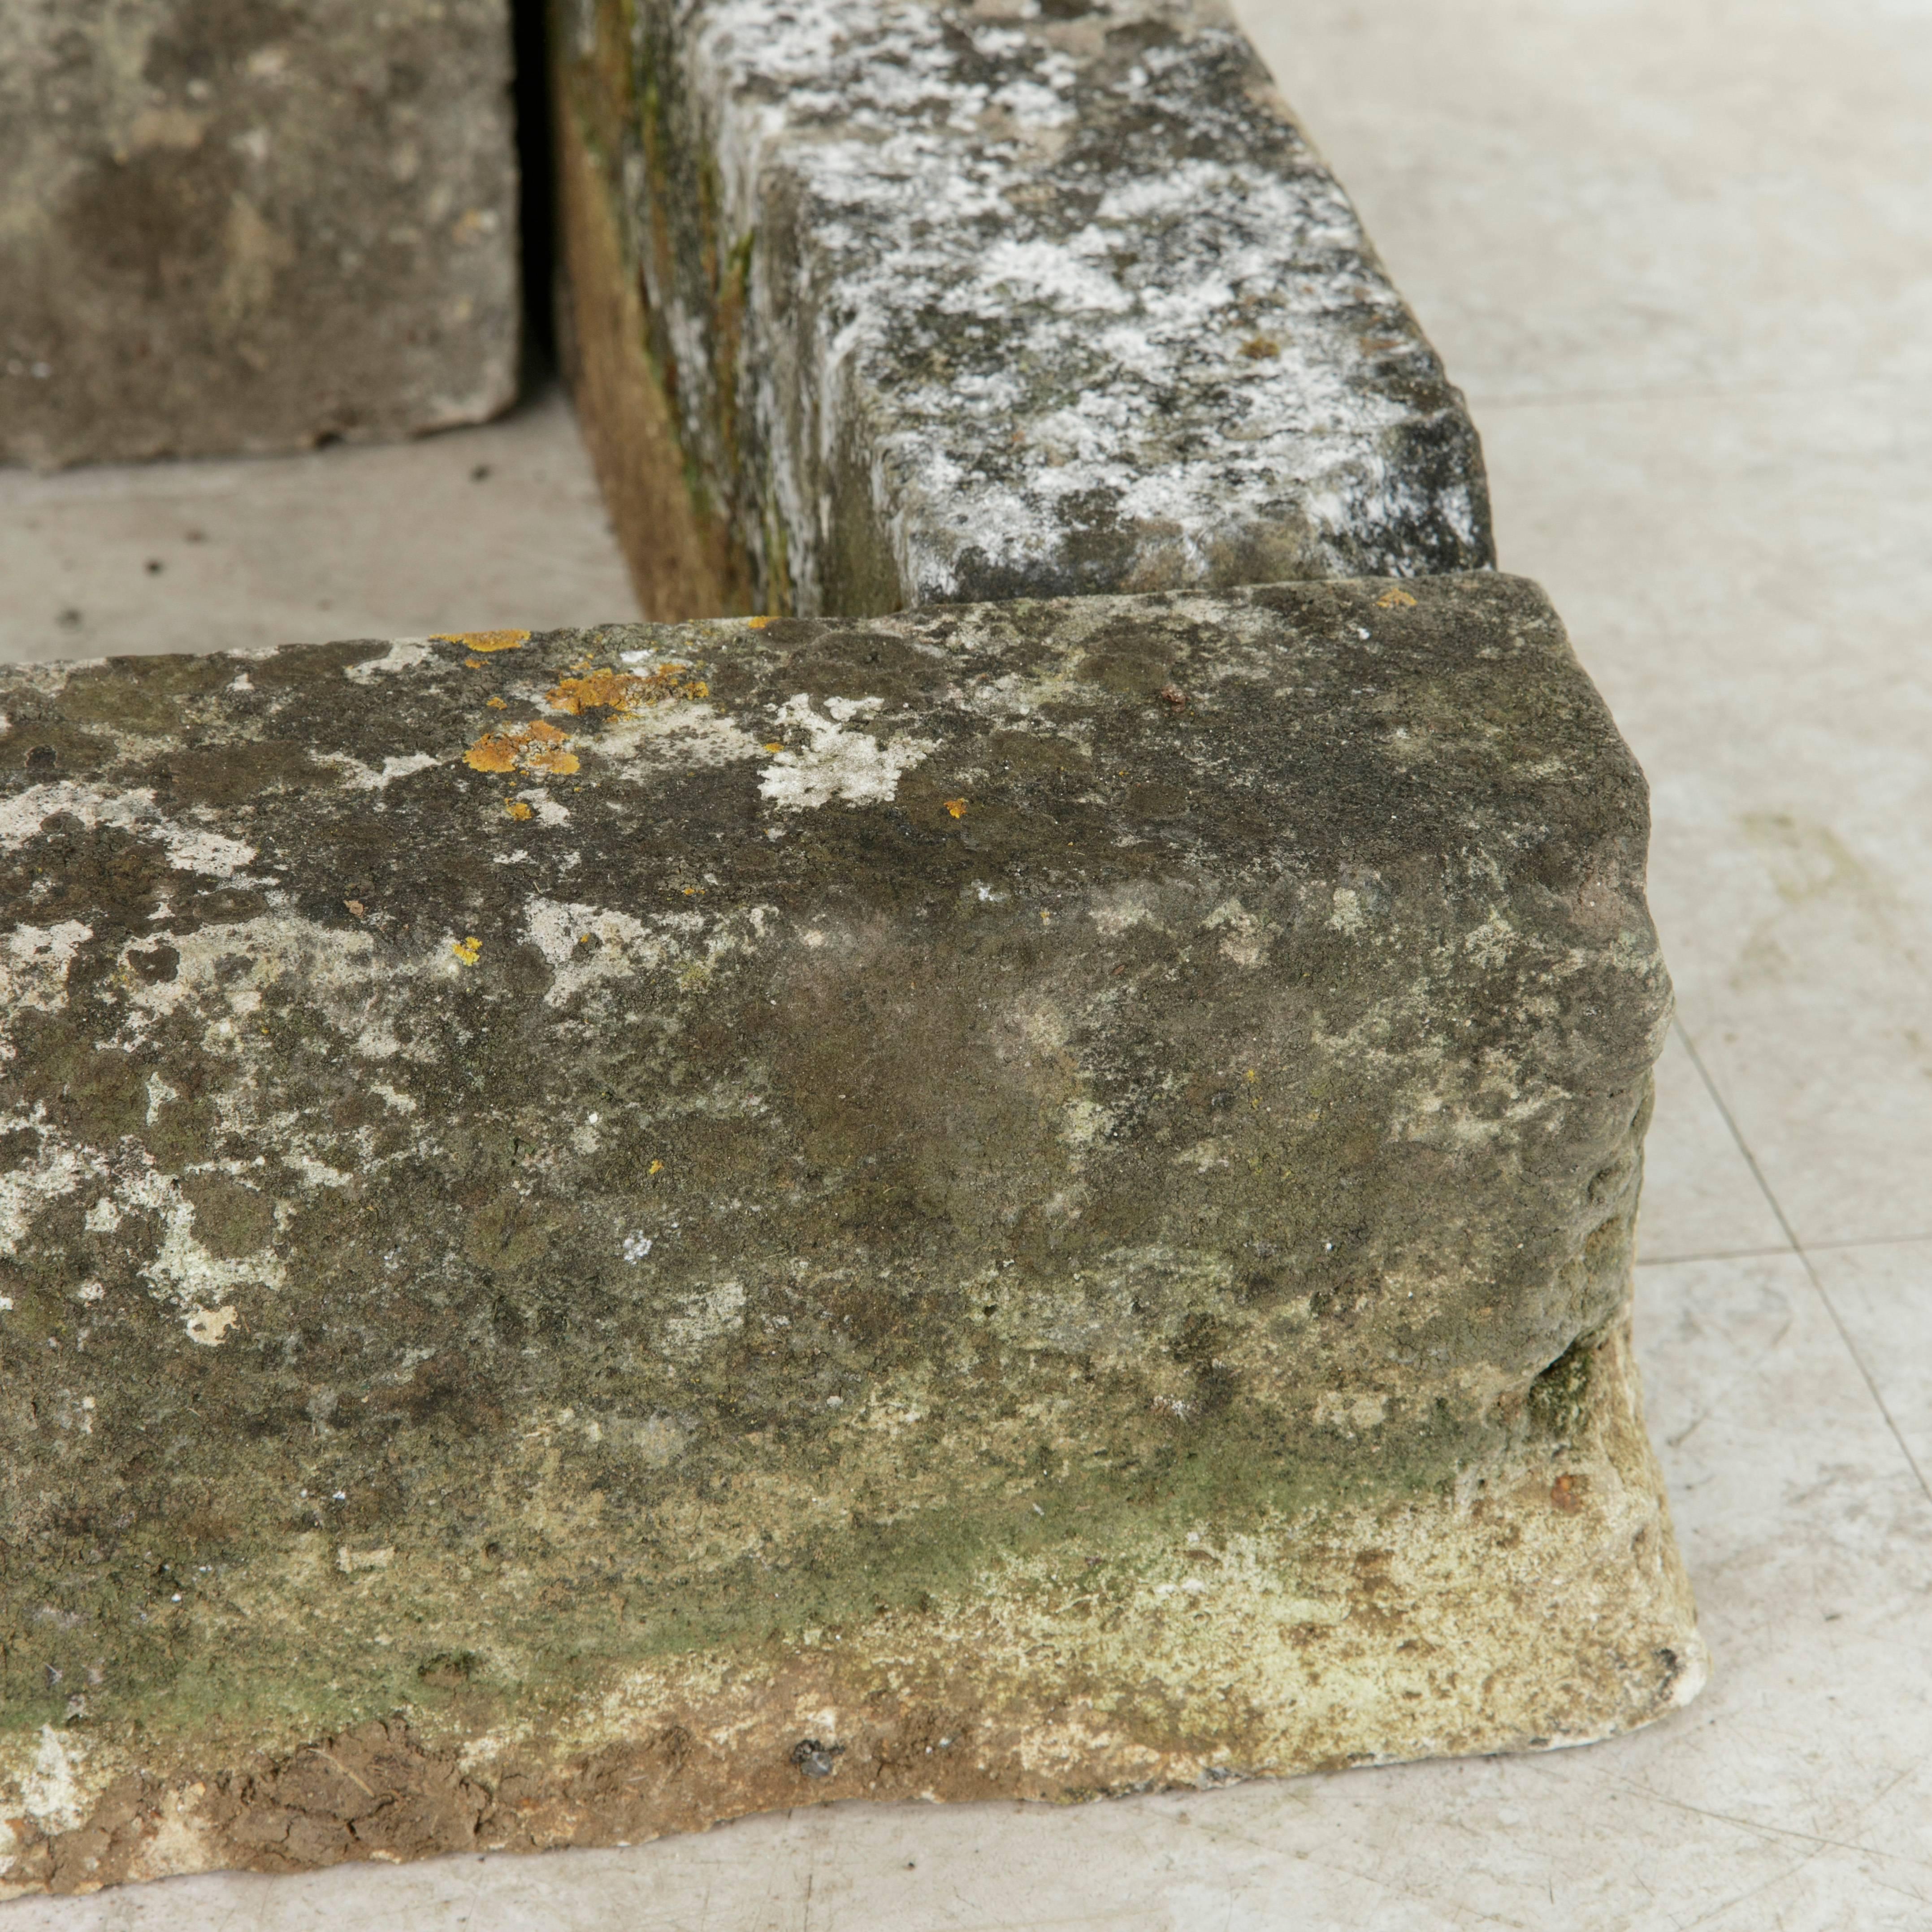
{"left": 1476, "top": 386, "right": 1932, "bottom": 1249}
{"left": 1230, "top": 0, "right": 1932, "bottom": 403}
{"left": 1809, "top": 1239, "right": 1932, "bottom": 1489}
{"left": 1638, "top": 1025, "right": 1789, "bottom": 1264}
{"left": 0, "top": 380, "right": 641, "bottom": 665}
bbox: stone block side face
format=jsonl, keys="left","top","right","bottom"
{"left": 0, "top": 576, "right": 1695, "bottom": 1893}
{"left": 554, "top": 0, "right": 1494, "bottom": 619}
{"left": 0, "top": 0, "right": 520, "bottom": 470}
{"left": 552, "top": 0, "right": 756, "bottom": 618}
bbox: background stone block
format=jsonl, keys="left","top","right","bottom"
{"left": 554, "top": 0, "right": 1494, "bottom": 618}
{"left": 0, "top": 573, "right": 1699, "bottom": 1894}
{"left": 0, "top": 0, "right": 520, "bottom": 471}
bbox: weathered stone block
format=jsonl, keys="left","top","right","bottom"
{"left": 0, "top": 573, "right": 1700, "bottom": 1896}
{"left": 0, "top": 0, "right": 519, "bottom": 470}
{"left": 554, "top": 0, "right": 1494, "bottom": 617}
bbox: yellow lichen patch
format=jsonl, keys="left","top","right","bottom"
{"left": 523, "top": 746, "right": 579, "bottom": 779}
{"left": 504, "top": 799, "right": 533, "bottom": 821}
{"left": 547, "top": 669, "right": 643, "bottom": 715}
{"left": 466, "top": 719, "right": 580, "bottom": 777}
{"left": 464, "top": 734, "right": 519, "bottom": 773}
{"left": 465, "top": 658, "right": 486, "bottom": 669}
{"left": 747, "top": 615, "right": 773, "bottom": 628}
{"left": 486, "top": 696, "right": 507, "bottom": 709}
{"left": 546, "top": 663, "right": 711, "bottom": 715}
{"left": 464, "top": 730, "right": 518, "bottom": 769}
{"left": 451, "top": 936, "right": 482, "bottom": 967}
{"left": 1376, "top": 588, "right": 1419, "bottom": 609}
{"left": 434, "top": 629, "right": 531, "bottom": 653}
{"left": 648, "top": 1159, "right": 664, "bottom": 1175}
{"left": 944, "top": 797, "right": 969, "bottom": 819}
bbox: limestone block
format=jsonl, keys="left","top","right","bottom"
{"left": 0, "top": 0, "right": 520, "bottom": 471}
{"left": 0, "top": 573, "right": 1701, "bottom": 1896}
{"left": 553, "top": 0, "right": 1494, "bottom": 618}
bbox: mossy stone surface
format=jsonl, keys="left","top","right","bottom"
{"left": 556, "top": 0, "right": 1492, "bottom": 617}
{"left": 0, "top": 0, "right": 517, "bottom": 468}
{"left": 0, "top": 576, "right": 1700, "bottom": 1894}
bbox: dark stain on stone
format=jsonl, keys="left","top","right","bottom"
{"left": 790, "top": 1737, "right": 845, "bottom": 1778}
{"left": 148, "top": 740, "right": 343, "bottom": 807}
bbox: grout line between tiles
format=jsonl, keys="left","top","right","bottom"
{"left": 1635, "top": 1243, "right": 1795, "bottom": 1270}
{"left": 1674, "top": 1019, "right": 1932, "bottom": 1506}
{"left": 1460, "top": 376, "right": 1932, "bottom": 413}
{"left": 1637, "top": 1231, "right": 1932, "bottom": 1270}
{"left": 1801, "top": 1230, "right": 1932, "bottom": 1253}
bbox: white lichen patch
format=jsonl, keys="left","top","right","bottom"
{"left": 320, "top": 750, "right": 442, "bottom": 790}
{"left": 1315, "top": 1389, "right": 1389, "bottom": 1433}
{"left": 525, "top": 899, "right": 676, "bottom": 1007}
{"left": 664, "top": 1279, "right": 748, "bottom": 1357}
{"left": 343, "top": 639, "right": 434, "bottom": 684}
{"left": 0, "top": 919, "right": 92, "bottom": 1039}
{"left": 1174, "top": 1135, "right": 1233, "bottom": 1173}
{"left": 107, "top": 1163, "right": 287, "bottom": 1318}
{"left": 0, "top": 1132, "right": 90, "bottom": 1257}
{"left": 522, "top": 894, "right": 773, "bottom": 1009}
{"left": 0, "top": 781, "right": 256, "bottom": 878}
{"left": 185, "top": 1305, "right": 241, "bottom": 1347}
{"left": 1462, "top": 910, "right": 1516, "bottom": 968}
{"left": 757, "top": 694, "right": 936, "bottom": 809}
{"left": 1087, "top": 884, "right": 1161, "bottom": 937}
{"left": 110, "top": 914, "right": 414, "bottom": 1064}
{"left": 627, "top": 0, "right": 1489, "bottom": 613}
{"left": 593, "top": 697, "right": 763, "bottom": 773}
{"left": 1328, "top": 886, "right": 1367, "bottom": 936}
{"left": 596, "top": 1412, "right": 691, "bottom": 1466}
{"left": 1204, "top": 897, "right": 1269, "bottom": 966}
{"left": 17, "top": 1725, "right": 93, "bottom": 1835}
{"left": 513, "top": 788, "right": 569, "bottom": 826}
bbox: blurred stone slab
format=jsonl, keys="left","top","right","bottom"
{"left": 0, "top": 0, "right": 519, "bottom": 471}
{"left": 0, "top": 573, "right": 1700, "bottom": 1896}
{"left": 554, "top": 0, "right": 1494, "bottom": 618}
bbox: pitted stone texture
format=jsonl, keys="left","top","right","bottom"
{"left": 0, "top": 0, "right": 519, "bottom": 471}
{"left": 558, "top": 0, "right": 1493, "bottom": 618}
{"left": 0, "top": 575, "right": 1698, "bottom": 1895}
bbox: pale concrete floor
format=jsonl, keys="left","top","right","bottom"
{"left": 5, "top": 0, "right": 1931, "bottom": 1924}
{"left": 0, "top": 378, "right": 643, "bottom": 665}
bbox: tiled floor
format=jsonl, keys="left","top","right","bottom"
{"left": 4, "top": 0, "right": 1929, "bottom": 1924}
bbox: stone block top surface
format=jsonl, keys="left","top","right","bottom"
{"left": 570, "top": 0, "right": 1493, "bottom": 613}
{"left": 0, "top": 0, "right": 518, "bottom": 469}
{"left": 0, "top": 577, "right": 1697, "bottom": 1891}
